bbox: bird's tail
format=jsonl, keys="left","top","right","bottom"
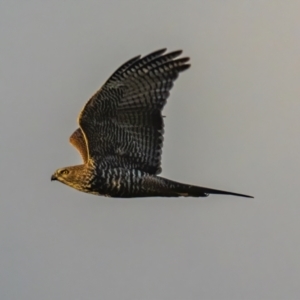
{"left": 160, "top": 177, "right": 253, "bottom": 198}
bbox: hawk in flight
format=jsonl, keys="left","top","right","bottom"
{"left": 51, "top": 49, "right": 252, "bottom": 198}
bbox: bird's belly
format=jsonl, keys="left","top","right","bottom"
{"left": 88, "top": 168, "right": 147, "bottom": 198}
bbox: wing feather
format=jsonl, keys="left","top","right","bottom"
{"left": 69, "top": 128, "right": 88, "bottom": 163}
{"left": 79, "top": 49, "right": 190, "bottom": 174}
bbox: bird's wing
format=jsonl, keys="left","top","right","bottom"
{"left": 78, "top": 49, "right": 190, "bottom": 174}
{"left": 69, "top": 128, "right": 88, "bottom": 163}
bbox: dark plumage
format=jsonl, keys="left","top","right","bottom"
{"left": 51, "top": 49, "right": 253, "bottom": 198}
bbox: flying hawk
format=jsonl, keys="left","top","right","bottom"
{"left": 51, "top": 49, "right": 252, "bottom": 198}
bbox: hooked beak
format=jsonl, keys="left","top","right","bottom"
{"left": 51, "top": 174, "right": 57, "bottom": 181}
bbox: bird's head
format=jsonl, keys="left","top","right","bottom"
{"left": 51, "top": 165, "right": 88, "bottom": 191}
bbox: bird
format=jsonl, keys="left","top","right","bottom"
{"left": 51, "top": 49, "right": 253, "bottom": 198}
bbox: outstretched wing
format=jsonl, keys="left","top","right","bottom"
{"left": 78, "top": 49, "right": 190, "bottom": 174}
{"left": 69, "top": 128, "right": 88, "bottom": 163}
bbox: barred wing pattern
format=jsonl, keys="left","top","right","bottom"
{"left": 79, "top": 49, "right": 190, "bottom": 174}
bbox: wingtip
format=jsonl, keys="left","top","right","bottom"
{"left": 146, "top": 48, "right": 167, "bottom": 57}
{"left": 168, "top": 49, "right": 183, "bottom": 56}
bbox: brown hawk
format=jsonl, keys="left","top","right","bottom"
{"left": 51, "top": 49, "right": 253, "bottom": 198}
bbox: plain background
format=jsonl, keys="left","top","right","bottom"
{"left": 1, "top": 1, "right": 300, "bottom": 299}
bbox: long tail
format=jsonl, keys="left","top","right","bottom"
{"left": 176, "top": 183, "right": 253, "bottom": 198}
{"left": 153, "top": 177, "right": 253, "bottom": 198}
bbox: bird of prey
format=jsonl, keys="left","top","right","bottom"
{"left": 51, "top": 49, "right": 252, "bottom": 198}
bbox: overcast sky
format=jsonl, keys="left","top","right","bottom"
{"left": 1, "top": 1, "right": 300, "bottom": 299}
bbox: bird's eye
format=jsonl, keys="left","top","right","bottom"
{"left": 60, "top": 169, "right": 69, "bottom": 175}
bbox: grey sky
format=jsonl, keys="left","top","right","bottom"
{"left": 1, "top": 1, "right": 300, "bottom": 299}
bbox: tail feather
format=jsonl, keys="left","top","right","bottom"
{"left": 172, "top": 181, "right": 253, "bottom": 198}
{"left": 142, "top": 176, "right": 253, "bottom": 198}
